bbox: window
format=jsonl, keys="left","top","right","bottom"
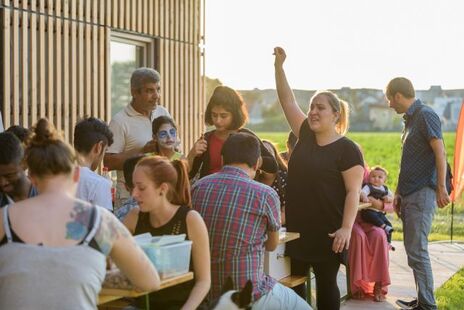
{"left": 110, "top": 34, "right": 154, "bottom": 116}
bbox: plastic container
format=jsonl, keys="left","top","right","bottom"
{"left": 141, "top": 240, "right": 193, "bottom": 279}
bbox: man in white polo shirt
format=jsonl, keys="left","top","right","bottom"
{"left": 104, "top": 67, "right": 170, "bottom": 209}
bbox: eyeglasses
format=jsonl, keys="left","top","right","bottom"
{"left": 157, "top": 128, "right": 177, "bottom": 139}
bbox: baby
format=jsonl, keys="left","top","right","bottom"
{"left": 360, "top": 166, "right": 395, "bottom": 249}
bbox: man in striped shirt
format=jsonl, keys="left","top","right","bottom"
{"left": 192, "top": 133, "right": 310, "bottom": 310}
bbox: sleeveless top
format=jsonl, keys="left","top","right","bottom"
{"left": 134, "top": 205, "right": 195, "bottom": 309}
{"left": 0, "top": 205, "right": 107, "bottom": 310}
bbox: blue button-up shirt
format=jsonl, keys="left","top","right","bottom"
{"left": 398, "top": 99, "right": 443, "bottom": 196}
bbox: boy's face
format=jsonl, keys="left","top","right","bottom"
{"left": 369, "top": 169, "right": 387, "bottom": 187}
{"left": 0, "top": 163, "right": 26, "bottom": 195}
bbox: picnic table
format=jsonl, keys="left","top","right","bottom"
{"left": 98, "top": 269, "right": 193, "bottom": 306}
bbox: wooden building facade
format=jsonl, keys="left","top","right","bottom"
{"left": 0, "top": 0, "right": 205, "bottom": 150}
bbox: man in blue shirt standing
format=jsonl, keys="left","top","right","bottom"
{"left": 386, "top": 77, "right": 450, "bottom": 310}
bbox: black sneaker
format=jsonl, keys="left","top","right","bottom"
{"left": 395, "top": 298, "right": 418, "bottom": 309}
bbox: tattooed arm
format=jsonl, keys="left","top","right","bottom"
{"left": 94, "top": 208, "right": 160, "bottom": 291}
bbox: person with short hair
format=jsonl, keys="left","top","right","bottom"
{"left": 188, "top": 86, "right": 277, "bottom": 180}
{"left": 386, "top": 77, "right": 450, "bottom": 310}
{"left": 0, "top": 132, "right": 37, "bottom": 208}
{"left": 104, "top": 67, "right": 171, "bottom": 209}
{"left": 192, "top": 133, "right": 310, "bottom": 310}
{"left": 74, "top": 117, "right": 114, "bottom": 211}
{"left": 274, "top": 47, "right": 364, "bottom": 309}
{"left": 0, "top": 118, "right": 160, "bottom": 309}
{"left": 6, "top": 125, "right": 32, "bottom": 145}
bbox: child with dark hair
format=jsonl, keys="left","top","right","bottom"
{"left": 360, "top": 166, "right": 395, "bottom": 246}
{"left": 0, "top": 132, "right": 38, "bottom": 207}
{"left": 257, "top": 140, "right": 288, "bottom": 225}
{"left": 150, "top": 116, "right": 184, "bottom": 160}
{"left": 114, "top": 155, "right": 145, "bottom": 221}
{"left": 73, "top": 117, "right": 114, "bottom": 210}
{"left": 188, "top": 86, "right": 277, "bottom": 180}
{"left": 279, "top": 131, "right": 297, "bottom": 163}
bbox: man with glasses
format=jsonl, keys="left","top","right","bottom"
{"left": 104, "top": 68, "right": 171, "bottom": 210}
{"left": 0, "top": 132, "right": 38, "bottom": 208}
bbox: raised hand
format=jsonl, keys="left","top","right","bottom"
{"left": 273, "top": 47, "right": 287, "bottom": 68}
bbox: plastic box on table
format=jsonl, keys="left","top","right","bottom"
{"left": 137, "top": 234, "right": 193, "bottom": 279}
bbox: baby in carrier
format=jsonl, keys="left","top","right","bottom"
{"left": 360, "top": 166, "right": 395, "bottom": 250}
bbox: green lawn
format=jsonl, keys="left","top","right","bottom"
{"left": 257, "top": 131, "right": 463, "bottom": 241}
{"left": 436, "top": 267, "right": 464, "bottom": 309}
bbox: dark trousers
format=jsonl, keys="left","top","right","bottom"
{"left": 361, "top": 209, "right": 393, "bottom": 243}
{"left": 291, "top": 257, "right": 341, "bottom": 310}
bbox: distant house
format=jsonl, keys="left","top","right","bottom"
{"left": 369, "top": 104, "right": 396, "bottom": 130}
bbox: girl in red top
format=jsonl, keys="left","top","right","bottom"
{"left": 187, "top": 86, "right": 277, "bottom": 180}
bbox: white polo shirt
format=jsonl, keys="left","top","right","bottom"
{"left": 107, "top": 103, "right": 170, "bottom": 203}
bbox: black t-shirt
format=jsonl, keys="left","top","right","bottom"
{"left": 286, "top": 120, "right": 363, "bottom": 262}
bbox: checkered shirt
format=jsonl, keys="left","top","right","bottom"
{"left": 191, "top": 166, "right": 281, "bottom": 302}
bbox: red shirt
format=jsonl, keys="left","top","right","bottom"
{"left": 207, "top": 133, "right": 225, "bottom": 174}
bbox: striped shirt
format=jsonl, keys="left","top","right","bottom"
{"left": 191, "top": 166, "right": 281, "bottom": 302}
{"left": 399, "top": 99, "right": 443, "bottom": 196}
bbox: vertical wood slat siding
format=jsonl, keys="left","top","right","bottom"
{"left": 70, "top": 0, "right": 77, "bottom": 142}
{"left": 30, "top": 0, "right": 37, "bottom": 125}
{"left": 2, "top": 3, "right": 11, "bottom": 128}
{"left": 38, "top": 0, "right": 45, "bottom": 119}
{"left": 55, "top": 0, "right": 62, "bottom": 133}
{"left": 63, "top": 0, "right": 70, "bottom": 141}
{"left": 1, "top": 0, "right": 204, "bottom": 150}
{"left": 21, "top": 0, "right": 28, "bottom": 126}
{"left": 12, "top": 0, "right": 19, "bottom": 125}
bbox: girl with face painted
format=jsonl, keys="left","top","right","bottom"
{"left": 150, "top": 116, "right": 185, "bottom": 161}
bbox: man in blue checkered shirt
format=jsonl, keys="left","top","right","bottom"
{"left": 385, "top": 77, "right": 450, "bottom": 310}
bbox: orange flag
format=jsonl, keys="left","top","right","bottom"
{"left": 451, "top": 102, "right": 464, "bottom": 202}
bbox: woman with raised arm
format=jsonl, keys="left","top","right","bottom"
{"left": 274, "top": 47, "right": 364, "bottom": 310}
{"left": 0, "top": 119, "right": 160, "bottom": 310}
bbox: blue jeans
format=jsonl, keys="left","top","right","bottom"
{"left": 252, "top": 283, "right": 312, "bottom": 310}
{"left": 401, "top": 187, "right": 437, "bottom": 310}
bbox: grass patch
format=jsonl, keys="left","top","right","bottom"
{"left": 436, "top": 267, "right": 464, "bottom": 309}
{"left": 257, "top": 131, "right": 463, "bottom": 241}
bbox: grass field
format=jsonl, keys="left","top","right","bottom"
{"left": 436, "top": 267, "right": 464, "bottom": 309}
{"left": 257, "top": 131, "right": 463, "bottom": 241}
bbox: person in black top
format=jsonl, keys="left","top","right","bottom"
{"left": 123, "top": 156, "right": 210, "bottom": 310}
{"left": 274, "top": 47, "right": 364, "bottom": 310}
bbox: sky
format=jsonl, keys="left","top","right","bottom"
{"left": 204, "top": 0, "right": 464, "bottom": 91}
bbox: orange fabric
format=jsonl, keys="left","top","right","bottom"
{"left": 452, "top": 102, "right": 464, "bottom": 202}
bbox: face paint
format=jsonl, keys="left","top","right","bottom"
{"left": 156, "top": 124, "right": 177, "bottom": 149}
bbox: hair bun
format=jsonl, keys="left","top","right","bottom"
{"left": 31, "top": 118, "right": 60, "bottom": 146}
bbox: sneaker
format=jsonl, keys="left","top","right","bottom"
{"left": 395, "top": 298, "right": 417, "bottom": 309}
